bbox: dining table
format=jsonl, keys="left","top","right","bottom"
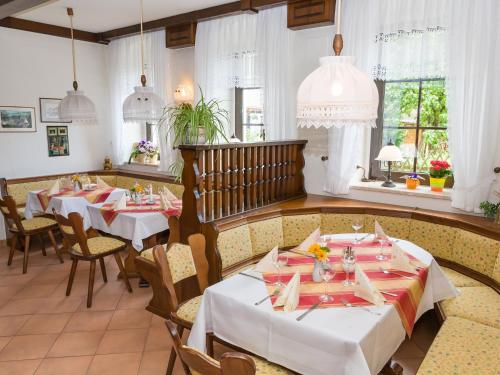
{"left": 188, "top": 233, "right": 458, "bottom": 375}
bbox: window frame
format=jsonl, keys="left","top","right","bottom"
{"left": 234, "top": 87, "right": 265, "bottom": 142}
{"left": 369, "top": 78, "right": 453, "bottom": 187}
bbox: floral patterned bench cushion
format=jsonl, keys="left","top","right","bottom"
{"left": 7, "top": 180, "right": 57, "bottom": 205}
{"left": 248, "top": 217, "right": 284, "bottom": 256}
{"left": 217, "top": 224, "right": 254, "bottom": 269}
{"left": 441, "top": 267, "right": 483, "bottom": 287}
{"left": 364, "top": 215, "right": 411, "bottom": 240}
{"left": 320, "top": 213, "right": 366, "bottom": 234}
{"left": 408, "top": 220, "right": 457, "bottom": 261}
{"left": 282, "top": 214, "right": 321, "bottom": 247}
{"left": 416, "top": 316, "right": 500, "bottom": 375}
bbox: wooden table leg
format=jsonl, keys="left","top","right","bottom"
{"left": 119, "top": 234, "right": 158, "bottom": 280}
{"left": 380, "top": 360, "right": 403, "bottom": 375}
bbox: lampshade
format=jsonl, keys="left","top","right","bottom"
{"left": 375, "top": 144, "right": 403, "bottom": 162}
{"left": 297, "top": 56, "right": 379, "bottom": 129}
{"left": 59, "top": 90, "right": 97, "bottom": 123}
{"left": 123, "top": 86, "right": 165, "bottom": 123}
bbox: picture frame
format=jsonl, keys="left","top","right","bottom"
{"left": 0, "top": 106, "right": 36, "bottom": 132}
{"left": 47, "top": 126, "right": 70, "bottom": 157}
{"left": 39, "top": 98, "right": 70, "bottom": 123}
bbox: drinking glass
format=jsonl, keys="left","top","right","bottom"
{"left": 351, "top": 218, "right": 363, "bottom": 244}
{"left": 319, "top": 265, "right": 335, "bottom": 303}
{"left": 376, "top": 238, "right": 387, "bottom": 261}
{"left": 272, "top": 252, "right": 288, "bottom": 289}
{"left": 342, "top": 256, "right": 355, "bottom": 286}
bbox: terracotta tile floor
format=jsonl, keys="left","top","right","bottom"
{"left": 0, "top": 239, "right": 437, "bottom": 374}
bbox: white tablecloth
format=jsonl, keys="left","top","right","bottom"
{"left": 188, "top": 234, "right": 458, "bottom": 375}
{"left": 87, "top": 203, "right": 169, "bottom": 251}
{"left": 24, "top": 188, "right": 126, "bottom": 229}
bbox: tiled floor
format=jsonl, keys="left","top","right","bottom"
{"left": 0, "top": 239, "right": 437, "bottom": 374}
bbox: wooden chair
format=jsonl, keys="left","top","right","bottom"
{"left": 152, "top": 235, "right": 210, "bottom": 375}
{"left": 0, "top": 195, "right": 63, "bottom": 273}
{"left": 165, "top": 320, "right": 294, "bottom": 375}
{"left": 59, "top": 212, "right": 133, "bottom": 308}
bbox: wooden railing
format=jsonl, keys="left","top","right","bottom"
{"left": 178, "top": 140, "right": 308, "bottom": 241}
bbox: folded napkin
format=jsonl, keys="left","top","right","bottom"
{"left": 297, "top": 228, "right": 321, "bottom": 252}
{"left": 96, "top": 176, "right": 110, "bottom": 188}
{"left": 390, "top": 242, "right": 418, "bottom": 275}
{"left": 273, "top": 271, "right": 301, "bottom": 312}
{"left": 254, "top": 246, "right": 278, "bottom": 273}
{"left": 374, "top": 221, "right": 389, "bottom": 240}
{"left": 161, "top": 186, "right": 177, "bottom": 201}
{"left": 354, "top": 265, "right": 385, "bottom": 306}
{"left": 114, "top": 193, "right": 127, "bottom": 210}
{"left": 160, "top": 192, "right": 173, "bottom": 210}
{"left": 47, "top": 180, "right": 60, "bottom": 195}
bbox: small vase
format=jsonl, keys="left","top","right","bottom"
{"left": 135, "top": 154, "right": 146, "bottom": 163}
{"left": 429, "top": 177, "right": 446, "bottom": 192}
{"left": 312, "top": 260, "right": 323, "bottom": 283}
{"left": 134, "top": 193, "right": 142, "bottom": 205}
{"left": 406, "top": 179, "right": 420, "bottom": 190}
{"left": 148, "top": 154, "right": 158, "bottom": 164}
{"left": 73, "top": 182, "right": 80, "bottom": 192}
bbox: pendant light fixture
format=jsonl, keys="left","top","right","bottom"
{"left": 296, "top": 0, "right": 378, "bottom": 129}
{"left": 122, "top": 0, "right": 165, "bottom": 123}
{"left": 59, "top": 8, "right": 97, "bottom": 123}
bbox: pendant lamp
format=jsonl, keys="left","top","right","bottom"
{"left": 59, "top": 8, "right": 97, "bottom": 123}
{"left": 296, "top": 0, "right": 378, "bottom": 129}
{"left": 122, "top": 0, "right": 165, "bottom": 123}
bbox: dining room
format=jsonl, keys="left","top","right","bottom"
{"left": 0, "top": 0, "right": 499, "bottom": 374}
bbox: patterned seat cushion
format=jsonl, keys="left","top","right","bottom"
{"left": 364, "top": 215, "right": 411, "bottom": 240}
{"left": 494, "top": 253, "right": 500, "bottom": 284}
{"left": 282, "top": 214, "right": 321, "bottom": 247}
{"left": 441, "top": 267, "right": 482, "bottom": 287}
{"left": 166, "top": 243, "right": 197, "bottom": 283}
{"left": 72, "top": 236, "right": 126, "bottom": 255}
{"left": 140, "top": 246, "right": 159, "bottom": 262}
{"left": 320, "top": 213, "right": 366, "bottom": 234}
{"left": 20, "top": 217, "right": 57, "bottom": 232}
{"left": 408, "top": 220, "right": 457, "bottom": 261}
{"left": 8, "top": 180, "right": 57, "bottom": 206}
{"left": 248, "top": 217, "right": 284, "bottom": 256}
{"left": 416, "top": 316, "right": 500, "bottom": 375}
{"left": 217, "top": 225, "right": 253, "bottom": 269}
{"left": 176, "top": 295, "right": 202, "bottom": 323}
{"left": 440, "top": 286, "right": 500, "bottom": 328}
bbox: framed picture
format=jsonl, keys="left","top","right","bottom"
{"left": 0, "top": 106, "right": 36, "bottom": 132}
{"left": 47, "top": 126, "right": 69, "bottom": 157}
{"left": 39, "top": 98, "right": 70, "bottom": 123}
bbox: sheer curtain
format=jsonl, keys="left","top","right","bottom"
{"left": 447, "top": 0, "right": 500, "bottom": 212}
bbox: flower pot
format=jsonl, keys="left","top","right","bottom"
{"left": 134, "top": 154, "right": 146, "bottom": 163}
{"left": 148, "top": 154, "right": 159, "bottom": 164}
{"left": 429, "top": 177, "right": 446, "bottom": 192}
{"left": 406, "top": 179, "right": 420, "bottom": 190}
{"left": 312, "top": 260, "right": 323, "bottom": 282}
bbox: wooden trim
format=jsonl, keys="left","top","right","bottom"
{"left": 165, "top": 21, "right": 196, "bottom": 49}
{"left": 178, "top": 140, "right": 308, "bottom": 151}
{"left": 0, "top": 0, "right": 52, "bottom": 19}
{"left": 287, "top": 0, "right": 335, "bottom": 30}
{"left": 0, "top": 17, "right": 109, "bottom": 44}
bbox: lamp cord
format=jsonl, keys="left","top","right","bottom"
{"left": 336, "top": 0, "right": 342, "bottom": 35}
{"left": 67, "top": 8, "right": 78, "bottom": 90}
{"left": 139, "top": 0, "right": 146, "bottom": 86}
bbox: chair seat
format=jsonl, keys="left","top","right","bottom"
{"left": 416, "top": 316, "right": 500, "bottom": 375}
{"left": 440, "top": 286, "right": 500, "bottom": 328}
{"left": 72, "top": 236, "right": 126, "bottom": 255}
{"left": 176, "top": 295, "right": 202, "bottom": 323}
{"left": 442, "top": 267, "right": 483, "bottom": 287}
{"left": 21, "top": 217, "right": 57, "bottom": 232}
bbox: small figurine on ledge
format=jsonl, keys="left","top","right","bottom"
{"left": 103, "top": 156, "right": 113, "bottom": 170}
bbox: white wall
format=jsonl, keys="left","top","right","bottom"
{"left": 0, "top": 28, "right": 112, "bottom": 180}
{"left": 169, "top": 46, "right": 195, "bottom": 102}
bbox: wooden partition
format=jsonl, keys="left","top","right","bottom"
{"left": 178, "top": 140, "right": 307, "bottom": 242}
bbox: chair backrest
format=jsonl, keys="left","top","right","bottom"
{"left": 52, "top": 208, "right": 78, "bottom": 247}
{"left": 152, "top": 233, "right": 209, "bottom": 311}
{"left": 0, "top": 195, "right": 24, "bottom": 232}
{"left": 167, "top": 215, "right": 180, "bottom": 245}
{"left": 67, "top": 212, "right": 92, "bottom": 256}
{"left": 165, "top": 320, "right": 256, "bottom": 375}
{"left": 0, "top": 178, "right": 8, "bottom": 198}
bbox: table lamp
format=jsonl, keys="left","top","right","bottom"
{"left": 375, "top": 141, "right": 403, "bottom": 188}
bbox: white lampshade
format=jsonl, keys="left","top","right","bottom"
{"left": 297, "top": 56, "right": 379, "bottom": 129}
{"left": 59, "top": 90, "right": 97, "bottom": 123}
{"left": 376, "top": 144, "right": 403, "bottom": 162}
{"left": 123, "top": 86, "right": 165, "bottom": 123}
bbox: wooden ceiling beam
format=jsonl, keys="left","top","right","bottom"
{"left": 0, "top": 0, "right": 52, "bottom": 19}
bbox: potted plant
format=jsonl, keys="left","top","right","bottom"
{"left": 128, "top": 141, "right": 148, "bottom": 164}
{"left": 479, "top": 201, "right": 500, "bottom": 221}
{"left": 401, "top": 173, "right": 424, "bottom": 190}
{"left": 307, "top": 243, "right": 331, "bottom": 282}
{"left": 429, "top": 160, "right": 452, "bottom": 192}
{"left": 145, "top": 142, "right": 159, "bottom": 164}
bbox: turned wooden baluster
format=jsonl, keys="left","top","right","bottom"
{"left": 213, "top": 149, "right": 222, "bottom": 220}
{"left": 204, "top": 149, "right": 214, "bottom": 222}
{"left": 230, "top": 148, "right": 238, "bottom": 215}
{"left": 244, "top": 147, "right": 252, "bottom": 210}
{"left": 221, "top": 148, "right": 230, "bottom": 217}
{"left": 250, "top": 146, "right": 258, "bottom": 209}
{"left": 257, "top": 146, "right": 264, "bottom": 207}
{"left": 237, "top": 147, "right": 245, "bottom": 213}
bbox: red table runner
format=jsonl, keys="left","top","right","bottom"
{"left": 263, "top": 239, "right": 428, "bottom": 336}
{"left": 99, "top": 196, "right": 181, "bottom": 225}
{"left": 37, "top": 187, "right": 114, "bottom": 211}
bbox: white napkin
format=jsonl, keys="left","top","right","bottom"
{"left": 273, "top": 271, "right": 301, "bottom": 312}
{"left": 296, "top": 228, "right": 321, "bottom": 252}
{"left": 114, "top": 193, "right": 127, "bottom": 210}
{"left": 354, "top": 265, "right": 385, "bottom": 306}
{"left": 374, "top": 221, "right": 389, "bottom": 240}
{"left": 254, "top": 246, "right": 278, "bottom": 273}
{"left": 161, "top": 186, "right": 177, "bottom": 201}
{"left": 390, "top": 242, "right": 418, "bottom": 275}
{"left": 96, "top": 176, "right": 110, "bottom": 188}
{"left": 48, "top": 180, "right": 60, "bottom": 195}
{"left": 160, "top": 192, "right": 173, "bottom": 210}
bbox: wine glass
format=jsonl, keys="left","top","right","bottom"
{"left": 351, "top": 218, "right": 363, "bottom": 244}
{"left": 342, "top": 255, "right": 355, "bottom": 286}
{"left": 376, "top": 238, "right": 387, "bottom": 261}
{"left": 319, "top": 265, "right": 335, "bottom": 303}
{"left": 272, "top": 252, "right": 288, "bottom": 289}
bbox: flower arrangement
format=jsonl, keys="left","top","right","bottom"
{"left": 308, "top": 243, "right": 330, "bottom": 262}
{"left": 130, "top": 182, "right": 144, "bottom": 194}
{"left": 128, "top": 141, "right": 159, "bottom": 163}
{"left": 429, "top": 160, "right": 452, "bottom": 178}
{"left": 71, "top": 174, "right": 81, "bottom": 183}
{"left": 401, "top": 173, "right": 424, "bottom": 190}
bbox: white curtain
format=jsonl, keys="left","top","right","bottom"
{"left": 447, "top": 0, "right": 500, "bottom": 212}
{"left": 107, "top": 30, "right": 174, "bottom": 169}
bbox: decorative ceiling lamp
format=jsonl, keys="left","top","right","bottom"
{"left": 59, "top": 8, "right": 97, "bottom": 123}
{"left": 296, "top": 0, "right": 378, "bottom": 129}
{"left": 122, "top": 0, "right": 165, "bottom": 123}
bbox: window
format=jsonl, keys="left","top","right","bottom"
{"left": 370, "top": 78, "right": 450, "bottom": 184}
{"left": 235, "top": 88, "right": 265, "bottom": 142}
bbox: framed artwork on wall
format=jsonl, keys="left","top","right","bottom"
{"left": 39, "top": 98, "right": 70, "bottom": 123}
{"left": 0, "top": 106, "right": 36, "bottom": 132}
{"left": 47, "top": 126, "right": 70, "bottom": 157}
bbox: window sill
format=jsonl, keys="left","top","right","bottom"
{"left": 350, "top": 180, "right": 451, "bottom": 200}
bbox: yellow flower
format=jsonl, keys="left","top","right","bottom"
{"left": 308, "top": 243, "right": 321, "bottom": 254}
{"left": 317, "top": 251, "right": 328, "bottom": 262}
